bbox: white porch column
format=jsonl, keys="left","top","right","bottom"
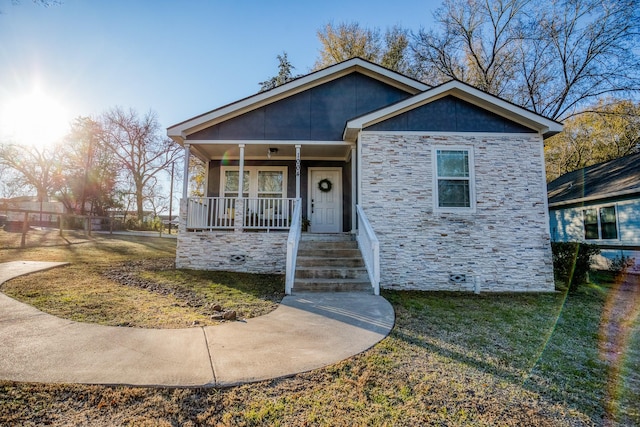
{"left": 182, "top": 143, "right": 191, "bottom": 200}
{"left": 235, "top": 144, "right": 245, "bottom": 233}
{"left": 351, "top": 145, "right": 357, "bottom": 232}
{"left": 238, "top": 144, "right": 245, "bottom": 199}
{"left": 295, "top": 144, "right": 301, "bottom": 199}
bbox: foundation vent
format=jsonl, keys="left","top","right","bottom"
{"left": 449, "top": 273, "right": 466, "bottom": 284}
{"left": 230, "top": 255, "right": 246, "bottom": 264}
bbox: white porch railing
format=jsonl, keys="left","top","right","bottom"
{"left": 285, "top": 198, "right": 302, "bottom": 295}
{"left": 186, "top": 197, "right": 296, "bottom": 231}
{"left": 356, "top": 205, "right": 380, "bottom": 296}
{"left": 243, "top": 197, "right": 295, "bottom": 230}
{"left": 187, "top": 197, "right": 235, "bottom": 229}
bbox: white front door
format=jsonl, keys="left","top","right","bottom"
{"left": 309, "top": 168, "right": 342, "bottom": 233}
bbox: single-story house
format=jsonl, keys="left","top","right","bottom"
{"left": 548, "top": 152, "right": 640, "bottom": 272}
{"left": 168, "top": 58, "right": 562, "bottom": 293}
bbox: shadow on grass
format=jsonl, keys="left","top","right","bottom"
{"left": 171, "top": 269, "right": 286, "bottom": 301}
{"left": 383, "top": 287, "right": 617, "bottom": 423}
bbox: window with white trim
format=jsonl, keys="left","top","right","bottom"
{"left": 434, "top": 148, "right": 474, "bottom": 211}
{"left": 583, "top": 205, "right": 618, "bottom": 240}
{"left": 220, "top": 166, "right": 287, "bottom": 199}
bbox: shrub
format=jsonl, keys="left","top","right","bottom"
{"left": 551, "top": 242, "right": 600, "bottom": 292}
{"left": 609, "top": 254, "right": 635, "bottom": 274}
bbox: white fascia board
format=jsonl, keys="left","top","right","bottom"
{"left": 343, "top": 81, "right": 563, "bottom": 141}
{"left": 167, "top": 58, "right": 428, "bottom": 140}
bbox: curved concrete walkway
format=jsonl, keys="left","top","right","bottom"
{"left": 0, "top": 261, "right": 395, "bottom": 387}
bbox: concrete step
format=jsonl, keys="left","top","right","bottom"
{"left": 294, "top": 233, "right": 370, "bottom": 293}
{"left": 293, "top": 278, "right": 372, "bottom": 293}
{"left": 300, "top": 233, "right": 354, "bottom": 242}
{"left": 296, "top": 257, "right": 365, "bottom": 268}
{"left": 297, "top": 248, "right": 362, "bottom": 258}
{"left": 295, "top": 267, "right": 369, "bottom": 280}
{"left": 298, "top": 240, "right": 358, "bottom": 250}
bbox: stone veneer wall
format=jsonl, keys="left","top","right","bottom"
{"left": 359, "top": 132, "right": 554, "bottom": 292}
{"left": 175, "top": 199, "right": 287, "bottom": 273}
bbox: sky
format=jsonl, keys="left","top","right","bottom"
{"left": 0, "top": 0, "right": 439, "bottom": 147}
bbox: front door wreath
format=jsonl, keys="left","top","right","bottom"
{"left": 318, "top": 178, "right": 332, "bottom": 192}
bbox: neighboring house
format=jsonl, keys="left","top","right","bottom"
{"left": 0, "top": 196, "right": 65, "bottom": 224}
{"left": 548, "top": 153, "right": 640, "bottom": 271}
{"left": 168, "top": 58, "right": 562, "bottom": 293}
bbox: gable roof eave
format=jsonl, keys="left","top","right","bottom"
{"left": 167, "top": 58, "right": 430, "bottom": 143}
{"left": 548, "top": 188, "right": 640, "bottom": 209}
{"left": 343, "top": 80, "right": 563, "bottom": 142}
{"left": 547, "top": 152, "right": 640, "bottom": 205}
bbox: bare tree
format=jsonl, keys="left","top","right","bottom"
{"left": 0, "top": 143, "right": 62, "bottom": 202}
{"left": 314, "top": 22, "right": 412, "bottom": 74}
{"left": 519, "top": 0, "right": 640, "bottom": 120}
{"left": 315, "top": 22, "right": 381, "bottom": 69}
{"left": 57, "top": 117, "right": 118, "bottom": 215}
{"left": 545, "top": 99, "right": 640, "bottom": 180}
{"left": 381, "top": 26, "right": 411, "bottom": 75}
{"left": 413, "top": 0, "right": 527, "bottom": 98}
{"left": 99, "top": 107, "right": 181, "bottom": 221}
{"left": 413, "top": 0, "right": 640, "bottom": 121}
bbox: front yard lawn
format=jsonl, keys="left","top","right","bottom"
{"left": 0, "top": 231, "right": 638, "bottom": 425}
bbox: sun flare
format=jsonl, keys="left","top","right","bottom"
{"left": 0, "top": 88, "right": 71, "bottom": 148}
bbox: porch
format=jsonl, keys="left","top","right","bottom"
{"left": 176, "top": 142, "right": 379, "bottom": 295}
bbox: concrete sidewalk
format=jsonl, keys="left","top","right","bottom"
{"left": 0, "top": 261, "right": 394, "bottom": 387}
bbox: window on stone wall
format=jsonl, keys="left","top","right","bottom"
{"left": 434, "top": 148, "right": 475, "bottom": 211}
{"left": 583, "top": 205, "right": 618, "bottom": 240}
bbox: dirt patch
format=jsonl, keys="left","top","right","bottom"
{"left": 101, "top": 259, "right": 242, "bottom": 322}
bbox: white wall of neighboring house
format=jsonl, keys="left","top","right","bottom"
{"left": 1, "top": 199, "right": 65, "bottom": 222}
{"left": 549, "top": 198, "right": 640, "bottom": 272}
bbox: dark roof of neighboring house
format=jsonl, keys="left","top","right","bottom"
{"left": 547, "top": 152, "right": 640, "bottom": 207}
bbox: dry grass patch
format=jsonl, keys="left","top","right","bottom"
{"left": 2, "top": 263, "right": 213, "bottom": 328}
{"left": 1, "top": 231, "right": 284, "bottom": 328}
{"left": 0, "top": 229, "right": 176, "bottom": 263}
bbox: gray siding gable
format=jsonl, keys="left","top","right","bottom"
{"left": 189, "top": 73, "right": 412, "bottom": 141}
{"left": 365, "top": 95, "right": 536, "bottom": 133}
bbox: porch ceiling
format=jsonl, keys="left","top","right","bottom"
{"left": 188, "top": 141, "right": 354, "bottom": 161}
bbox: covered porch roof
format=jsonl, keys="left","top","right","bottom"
{"left": 185, "top": 140, "right": 354, "bottom": 163}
